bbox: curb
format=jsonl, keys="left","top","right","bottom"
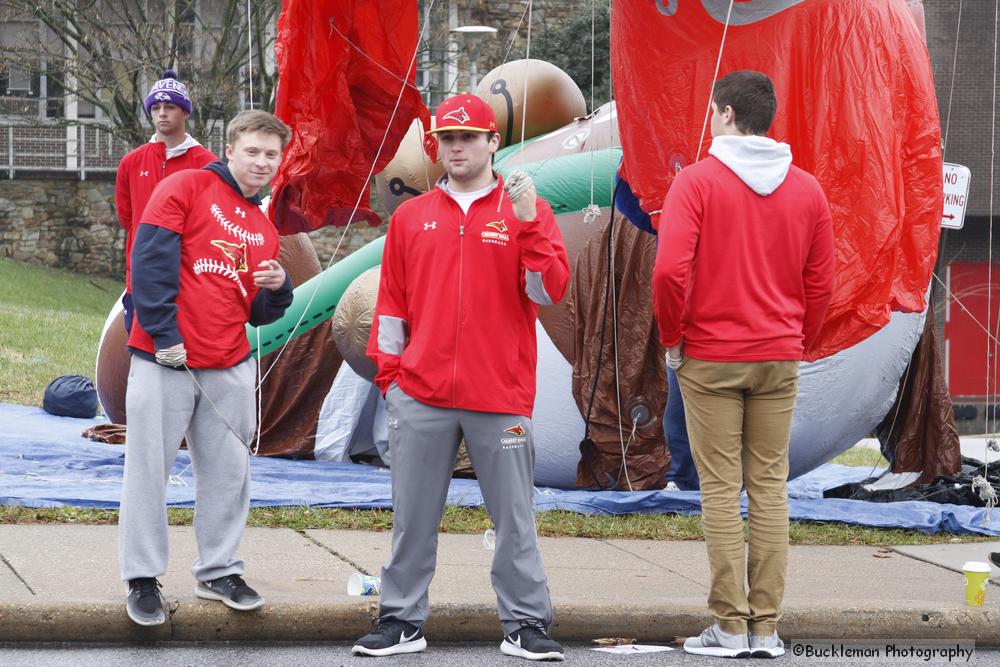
{"left": 3, "top": 602, "right": 1000, "bottom": 645}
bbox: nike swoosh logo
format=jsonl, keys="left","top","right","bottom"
{"left": 401, "top": 629, "right": 420, "bottom": 643}
{"left": 511, "top": 635, "right": 522, "bottom": 648}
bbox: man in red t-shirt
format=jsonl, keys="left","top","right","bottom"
{"left": 115, "top": 70, "right": 216, "bottom": 332}
{"left": 653, "top": 71, "right": 835, "bottom": 658}
{"left": 118, "top": 110, "right": 293, "bottom": 627}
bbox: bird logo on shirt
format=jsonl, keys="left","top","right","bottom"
{"left": 486, "top": 220, "right": 508, "bottom": 233}
{"left": 211, "top": 240, "right": 248, "bottom": 273}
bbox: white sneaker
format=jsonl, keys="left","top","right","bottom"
{"left": 750, "top": 631, "right": 785, "bottom": 658}
{"left": 666, "top": 481, "right": 680, "bottom": 491}
{"left": 683, "top": 624, "right": 751, "bottom": 658}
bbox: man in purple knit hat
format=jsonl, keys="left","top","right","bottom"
{"left": 115, "top": 69, "right": 216, "bottom": 333}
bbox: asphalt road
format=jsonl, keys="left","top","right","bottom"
{"left": 0, "top": 642, "right": 989, "bottom": 666}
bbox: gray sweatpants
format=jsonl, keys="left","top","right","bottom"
{"left": 119, "top": 355, "right": 254, "bottom": 583}
{"left": 378, "top": 385, "right": 553, "bottom": 635}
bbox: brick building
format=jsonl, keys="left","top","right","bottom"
{"left": 924, "top": 1, "right": 1000, "bottom": 407}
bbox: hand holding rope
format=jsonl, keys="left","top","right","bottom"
{"left": 505, "top": 169, "right": 538, "bottom": 222}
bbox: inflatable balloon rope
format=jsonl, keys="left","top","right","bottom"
{"left": 695, "top": 0, "right": 736, "bottom": 162}
{"left": 165, "top": 0, "right": 271, "bottom": 455}
{"left": 583, "top": 0, "right": 737, "bottom": 490}
{"left": 497, "top": 1, "right": 534, "bottom": 214}
{"left": 259, "top": 0, "right": 529, "bottom": 375}
{"left": 169, "top": 2, "right": 439, "bottom": 456}
{"left": 984, "top": 0, "right": 999, "bottom": 507}
{"left": 250, "top": 2, "right": 536, "bottom": 365}
{"left": 252, "top": 4, "right": 437, "bottom": 392}
{"left": 591, "top": 0, "right": 634, "bottom": 491}
{"left": 581, "top": 0, "right": 603, "bottom": 226}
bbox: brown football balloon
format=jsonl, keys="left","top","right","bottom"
{"left": 476, "top": 59, "right": 587, "bottom": 149}
{"left": 373, "top": 118, "right": 446, "bottom": 216}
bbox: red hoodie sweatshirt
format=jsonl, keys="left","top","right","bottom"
{"left": 653, "top": 136, "right": 835, "bottom": 362}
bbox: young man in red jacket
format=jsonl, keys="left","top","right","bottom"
{"left": 353, "top": 94, "right": 570, "bottom": 661}
{"left": 653, "top": 71, "right": 835, "bottom": 658}
{"left": 115, "top": 70, "right": 216, "bottom": 332}
{"left": 119, "top": 110, "right": 293, "bottom": 627}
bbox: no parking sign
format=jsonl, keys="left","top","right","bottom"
{"left": 942, "top": 163, "right": 971, "bottom": 229}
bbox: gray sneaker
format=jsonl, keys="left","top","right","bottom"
{"left": 195, "top": 574, "right": 264, "bottom": 611}
{"left": 683, "top": 624, "right": 751, "bottom": 658}
{"left": 126, "top": 577, "right": 165, "bottom": 626}
{"left": 750, "top": 631, "right": 785, "bottom": 658}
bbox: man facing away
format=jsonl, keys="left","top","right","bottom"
{"left": 653, "top": 70, "right": 835, "bottom": 658}
{"left": 119, "top": 110, "right": 294, "bottom": 626}
{"left": 354, "top": 93, "right": 570, "bottom": 661}
{"left": 116, "top": 69, "right": 216, "bottom": 332}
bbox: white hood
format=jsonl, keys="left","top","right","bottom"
{"left": 149, "top": 133, "right": 204, "bottom": 160}
{"left": 708, "top": 134, "right": 792, "bottom": 196}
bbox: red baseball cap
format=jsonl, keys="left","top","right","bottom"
{"left": 426, "top": 93, "right": 497, "bottom": 134}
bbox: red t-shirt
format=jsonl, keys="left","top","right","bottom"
{"left": 127, "top": 169, "right": 280, "bottom": 369}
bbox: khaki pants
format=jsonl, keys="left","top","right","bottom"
{"left": 676, "top": 357, "right": 799, "bottom": 636}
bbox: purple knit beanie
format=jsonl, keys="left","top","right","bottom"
{"left": 144, "top": 70, "right": 192, "bottom": 115}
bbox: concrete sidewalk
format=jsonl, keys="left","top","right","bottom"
{"left": 2, "top": 525, "right": 1000, "bottom": 644}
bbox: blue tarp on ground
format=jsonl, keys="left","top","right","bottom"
{"left": 2, "top": 403, "right": 998, "bottom": 535}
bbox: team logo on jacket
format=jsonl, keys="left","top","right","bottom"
{"left": 211, "top": 240, "right": 248, "bottom": 273}
{"left": 501, "top": 422, "right": 528, "bottom": 449}
{"left": 481, "top": 219, "right": 510, "bottom": 247}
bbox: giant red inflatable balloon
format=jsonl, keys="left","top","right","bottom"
{"left": 612, "top": 0, "right": 943, "bottom": 361}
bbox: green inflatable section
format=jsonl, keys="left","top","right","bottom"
{"left": 247, "top": 236, "right": 384, "bottom": 357}
{"left": 494, "top": 147, "right": 623, "bottom": 215}
{"left": 246, "top": 145, "right": 621, "bottom": 357}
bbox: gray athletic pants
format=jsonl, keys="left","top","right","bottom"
{"left": 118, "top": 355, "right": 254, "bottom": 583}
{"left": 378, "top": 385, "right": 553, "bottom": 635}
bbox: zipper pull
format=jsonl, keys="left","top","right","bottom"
{"left": 459, "top": 225, "right": 464, "bottom": 236}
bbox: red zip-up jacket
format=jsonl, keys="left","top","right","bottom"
{"left": 116, "top": 140, "right": 216, "bottom": 290}
{"left": 653, "top": 156, "right": 835, "bottom": 362}
{"left": 367, "top": 177, "right": 570, "bottom": 417}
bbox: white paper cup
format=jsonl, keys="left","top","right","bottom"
{"left": 347, "top": 572, "right": 381, "bottom": 596}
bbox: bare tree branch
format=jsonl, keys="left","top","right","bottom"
{"left": 0, "top": 0, "right": 280, "bottom": 147}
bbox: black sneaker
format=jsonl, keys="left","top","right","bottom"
{"left": 126, "top": 577, "right": 165, "bottom": 626}
{"left": 195, "top": 574, "right": 264, "bottom": 611}
{"left": 500, "top": 620, "right": 565, "bottom": 661}
{"left": 352, "top": 618, "right": 427, "bottom": 656}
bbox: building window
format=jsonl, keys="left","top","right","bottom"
{"left": 44, "top": 71, "right": 63, "bottom": 118}
{"left": 6, "top": 64, "right": 33, "bottom": 95}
